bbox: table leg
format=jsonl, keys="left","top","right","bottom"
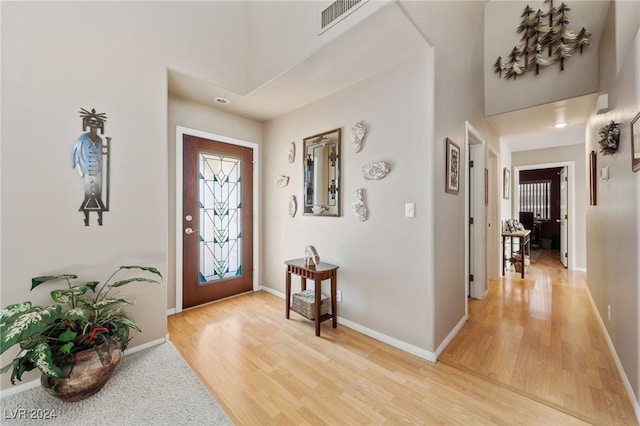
{"left": 285, "top": 269, "right": 291, "bottom": 319}
{"left": 331, "top": 272, "right": 337, "bottom": 328}
{"left": 520, "top": 236, "right": 525, "bottom": 279}
{"left": 502, "top": 236, "right": 506, "bottom": 276}
{"left": 314, "top": 278, "right": 321, "bottom": 337}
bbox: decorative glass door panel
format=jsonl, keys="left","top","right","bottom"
{"left": 183, "top": 135, "right": 253, "bottom": 308}
{"left": 199, "top": 153, "right": 242, "bottom": 283}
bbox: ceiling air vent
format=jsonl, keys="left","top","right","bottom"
{"left": 320, "top": 0, "right": 367, "bottom": 34}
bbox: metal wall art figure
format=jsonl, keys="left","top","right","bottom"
{"left": 71, "top": 108, "right": 110, "bottom": 226}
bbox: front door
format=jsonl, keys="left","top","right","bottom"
{"left": 182, "top": 134, "right": 253, "bottom": 308}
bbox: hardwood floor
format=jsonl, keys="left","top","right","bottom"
{"left": 440, "top": 249, "right": 638, "bottom": 425}
{"left": 167, "top": 261, "right": 627, "bottom": 425}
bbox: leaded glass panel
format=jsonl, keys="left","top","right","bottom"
{"left": 198, "top": 152, "right": 242, "bottom": 283}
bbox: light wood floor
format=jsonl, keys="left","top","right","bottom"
{"left": 167, "top": 255, "right": 635, "bottom": 425}
{"left": 440, "top": 249, "right": 638, "bottom": 425}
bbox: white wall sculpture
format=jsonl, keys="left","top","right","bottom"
{"left": 288, "top": 195, "right": 297, "bottom": 218}
{"left": 362, "top": 161, "right": 391, "bottom": 180}
{"left": 352, "top": 188, "right": 367, "bottom": 221}
{"left": 277, "top": 175, "right": 290, "bottom": 188}
{"left": 288, "top": 141, "right": 296, "bottom": 163}
{"left": 351, "top": 121, "right": 367, "bottom": 153}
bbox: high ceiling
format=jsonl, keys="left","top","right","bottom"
{"left": 168, "top": 1, "right": 610, "bottom": 151}
{"left": 168, "top": 2, "right": 429, "bottom": 123}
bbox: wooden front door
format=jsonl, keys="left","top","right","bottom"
{"left": 182, "top": 135, "right": 253, "bottom": 308}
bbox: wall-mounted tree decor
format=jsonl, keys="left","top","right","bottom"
{"left": 494, "top": 0, "right": 591, "bottom": 80}
{"left": 598, "top": 121, "right": 620, "bottom": 156}
{"left": 71, "top": 108, "right": 110, "bottom": 226}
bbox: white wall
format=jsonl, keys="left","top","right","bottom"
{"left": 399, "top": 1, "right": 501, "bottom": 347}
{"left": 585, "top": 1, "right": 640, "bottom": 409}
{"left": 244, "top": 1, "right": 389, "bottom": 92}
{"left": 484, "top": 1, "right": 605, "bottom": 116}
{"left": 500, "top": 140, "right": 514, "bottom": 223}
{"left": 261, "top": 53, "right": 435, "bottom": 351}
{"left": 0, "top": 1, "right": 247, "bottom": 390}
{"left": 512, "top": 143, "right": 587, "bottom": 271}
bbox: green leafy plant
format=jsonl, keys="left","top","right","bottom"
{"left": 0, "top": 266, "right": 162, "bottom": 384}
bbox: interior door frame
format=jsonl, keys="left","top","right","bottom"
{"left": 487, "top": 145, "right": 501, "bottom": 281}
{"left": 560, "top": 166, "right": 569, "bottom": 267}
{"left": 464, "top": 121, "right": 490, "bottom": 312}
{"left": 513, "top": 161, "right": 575, "bottom": 270}
{"left": 175, "top": 126, "right": 260, "bottom": 313}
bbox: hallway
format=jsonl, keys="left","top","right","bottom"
{"left": 439, "top": 250, "right": 638, "bottom": 425}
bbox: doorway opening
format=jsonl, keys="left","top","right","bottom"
{"left": 464, "top": 122, "right": 497, "bottom": 315}
{"left": 513, "top": 162, "right": 574, "bottom": 270}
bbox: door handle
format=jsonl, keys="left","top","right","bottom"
{"left": 184, "top": 228, "right": 199, "bottom": 235}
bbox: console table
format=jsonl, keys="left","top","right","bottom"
{"left": 502, "top": 230, "right": 531, "bottom": 279}
{"left": 285, "top": 258, "right": 338, "bottom": 336}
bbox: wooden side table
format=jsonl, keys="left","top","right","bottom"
{"left": 501, "top": 230, "right": 531, "bottom": 279}
{"left": 285, "top": 258, "right": 338, "bottom": 336}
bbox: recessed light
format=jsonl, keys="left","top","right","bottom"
{"left": 215, "top": 97, "right": 230, "bottom": 105}
{"left": 553, "top": 122, "right": 568, "bottom": 128}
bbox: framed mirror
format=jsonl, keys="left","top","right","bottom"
{"left": 631, "top": 111, "right": 640, "bottom": 172}
{"left": 303, "top": 128, "right": 341, "bottom": 216}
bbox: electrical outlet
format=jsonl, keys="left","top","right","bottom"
{"left": 607, "top": 305, "right": 612, "bottom": 322}
{"left": 336, "top": 290, "right": 342, "bottom": 303}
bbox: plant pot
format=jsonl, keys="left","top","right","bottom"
{"left": 40, "top": 341, "right": 122, "bottom": 402}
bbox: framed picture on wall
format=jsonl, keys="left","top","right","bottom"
{"left": 445, "top": 138, "right": 460, "bottom": 195}
{"left": 631, "top": 111, "right": 640, "bottom": 172}
{"left": 503, "top": 167, "right": 510, "bottom": 200}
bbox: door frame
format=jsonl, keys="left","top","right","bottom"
{"left": 487, "top": 145, "right": 501, "bottom": 281}
{"left": 464, "top": 122, "right": 490, "bottom": 312}
{"left": 513, "top": 161, "right": 575, "bottom": 270}
{"left": 175, "top": 126, "right": 260, "bottom": 313}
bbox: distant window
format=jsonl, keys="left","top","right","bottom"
{"left": 519, "top": 181, "right": 551, "bottom": 219}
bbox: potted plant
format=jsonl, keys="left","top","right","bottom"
{"left": 0, "top": 265, "right": 161, "bottom": 401}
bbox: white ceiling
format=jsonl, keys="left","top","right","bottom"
{"left": 168, "top": 1, "right": 609, "bottom": 152}
{"left": 487, "top": 92, "right": 598, "bottom": 150}
{"left": 168, "top": 3, "right": 429, "bottom": 123}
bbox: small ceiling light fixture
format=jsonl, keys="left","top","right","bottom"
{"left": 215, "top": 96, "right": 230, "bottom": 105}
{"left": 553, "top": 122, "right": 568, "bottom": 129}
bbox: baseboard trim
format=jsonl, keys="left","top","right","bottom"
{"left": 434, "top": 315, "right": 467, "bottom": 359}
{"left": 260, "top": 286, "right": 437, "bottom": 362}
{"left": 337, "top": 317, "right": 437, "bottom": 362}
{"left": 259, "top": 285, "right": 284, "bottom": 299}
{"left": 0, "top": 337, "right": 167, "bottom": 400}
{"left": 585, "top": 285, "right": 640, "bottom": 423}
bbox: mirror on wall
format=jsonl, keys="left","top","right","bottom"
{"left": 303, "top": 128, "right": 341, "bottom": 216}
{"left": 631, "top": 111, "right": 640, "bottom": 172}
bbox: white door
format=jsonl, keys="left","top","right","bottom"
{"left": 560, "top": 166, "right": 568, "bottom": 268}
{"left": 469, "top": 143, "right": 487, "bottom": 299}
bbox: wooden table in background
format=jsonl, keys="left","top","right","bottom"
{"left": 501, "top": 230, "right": 531, "bottom": 279}
{"left": 285, "top": 258, "right": 338, "bottom": 336}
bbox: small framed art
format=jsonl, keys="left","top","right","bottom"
{"left": 445, "top": 138, "right": 460, "bottom": 195}
{"left": 503, "top": 167, "right": 510, "bottom": 200}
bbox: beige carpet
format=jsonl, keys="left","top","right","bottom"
{"left": 0, "top": 342, "right": 233, "bottom": 425}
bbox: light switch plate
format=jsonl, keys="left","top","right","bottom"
{"left": 405, "top": 203, "right": 415, "bottom": 217}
